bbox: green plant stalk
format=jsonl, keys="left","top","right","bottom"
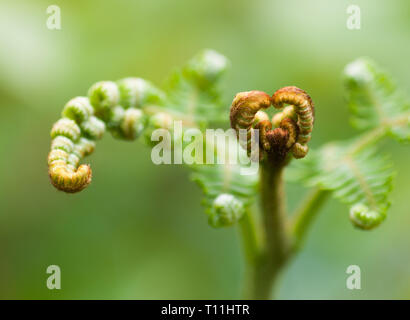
{"left": 239, "top": 210, "right": 265, "bottom": 299}
{"left": 241, "top": 160, "right": 290, "bottom": 299}
{"left": 240, "top": 169, "right": 332, "bottom": 299}
{"left": 239, "top": 209, "right": 262, "bottom": 265}
{"left": 240, "top": 124, "right": 386, "bottom": 298}
{"left": 290, "top": 188, "right": 330, "bottom": 253}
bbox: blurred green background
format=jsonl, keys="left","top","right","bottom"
{"left": 0, "top": 0, "right": 409, "bottom": 299}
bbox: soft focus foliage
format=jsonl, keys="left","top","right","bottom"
{"left": 289, "top": 143, "right": 394, "bottom": 229}
{"left": 191, "top": 143, "right": 258, "bottom": 228}
{"left": 1, "top": 0, "right": 410, "bottom": 299}
{"left": 288, "top": 58, "right": 408, "bottom": 230}
{"left": 164, "top": 49, "right": 228, "bottom": 125}
{"left": 344, "top": 58, "right": 410, "bottom": 142}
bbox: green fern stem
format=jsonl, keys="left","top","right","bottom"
{"left": 290, "top": 188, "right": 330, "bottom": 253}
{"left": 238, "top": 209, "right": 262, "bottom": 265}
{"left": 243, "top": 187, "right": 329, "bottom": 299}
{"left": 242, "top": 160, "right": 290, "bottom": 299}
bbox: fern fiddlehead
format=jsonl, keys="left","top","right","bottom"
{"left": 230, "top": 86, "right": 314, "bottom": 162}
{"left": 48, "top": 78, "right": 162, "bottom": 193}
{"left": 349, "top": 203, "right": 386, "bottom": 230}
{"left": 271, "top": 86, "right": 314, "bottom": 159}
{"left": 228, "top": 86, "right": 316, "bottom": 299}
{"left": 46, "top": 50, "right": 407, "bottom": 300}
{"left": 48, "top": 50, "right": 227, "bottom": 193}
{"left": 48, "top": 98, "right": 102, "bottom": 193}
{"left": 208, "top": 193, "right": 245, "bottom": 228}
{"left": 229, "top": 91, "right": 271, "bottom": 154}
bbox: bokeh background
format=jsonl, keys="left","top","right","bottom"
{"left": 0, "top": 0, "right": 409, "bottom": 299}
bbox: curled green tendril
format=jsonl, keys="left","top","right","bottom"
{"left": 117, "top": 77, "right": 165, "bottom": 109}
{"left": 62, "top": 97, "right": 93, "bottom": 123}
{"left": 48, "top": 77, "right": 162, "bottom": 193}
{"left": 80, "top": 116, "right": 106, "bottom": 140}
{"left": 88, "top": 81, "right": 120, "bottom": 116}
{"left": 48, "top": 51, "right": 226, "bottom": 193}
{"left": 48, "top": 116, "right": 94, "bottom": 193}
{"left": 120, "top": 108, "right": 145, "bottom": 140}
{"left": 349, "top": 203, "right": 386, "bottom": 230}
{"left": 207, "top": 193, "right": 245, "bottom": 228}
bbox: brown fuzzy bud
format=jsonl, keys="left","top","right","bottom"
{"left": 230, "top": 91, "right": 271, "bottom": 155}
{"left": 271, "top": 86, "right": 314, "bottom": 159}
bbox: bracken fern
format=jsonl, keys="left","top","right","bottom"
{"left": 47, "top": 52, "right": 409, "bottom": 299}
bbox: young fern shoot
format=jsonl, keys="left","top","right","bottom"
{"left": 47, "top": 52, "right": 408, "bottom": 299}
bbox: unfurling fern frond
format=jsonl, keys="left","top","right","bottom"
{"left": 117, "top": 77, "right": 165, "bottom": 109}
{"left": 190, "top": 139, "right": 258, "bottom": 228}
{"left": 286, "top": 58, "right": 409, "bottom": 230}
{"left": 46, "top": 51, "right": 409, "bottom": 299}
{"left": 288, "top": 141, "right": 394, "bottom": 230}
{"left": 164, "top": 49, "right": 229, "bottom": 125}
{"left": 48, "top": 79, "right": 163, "bottom": 192}
{"left": 208, "top": 194, "right": 245, "bottom": 228}
{"left": 271, "top": 86, "right": 315, "bottom": 158}
{"left": 344, "top": 57, "right": 410, "bottom": 143}
{"left": 48, "top": 51, "right": 229, "bottom": 193}
{"left": 229, "top": 87, "right": 314, "bottom": 162}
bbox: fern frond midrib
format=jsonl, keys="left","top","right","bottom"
{"left": 348, "top": 126, "right": 386, "bottom": 155}
{"left": 364, "top": 83, "right": 385, "bottom": 124}
{"left": 343, "top": 155, "right": 378, "bottom": 210}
